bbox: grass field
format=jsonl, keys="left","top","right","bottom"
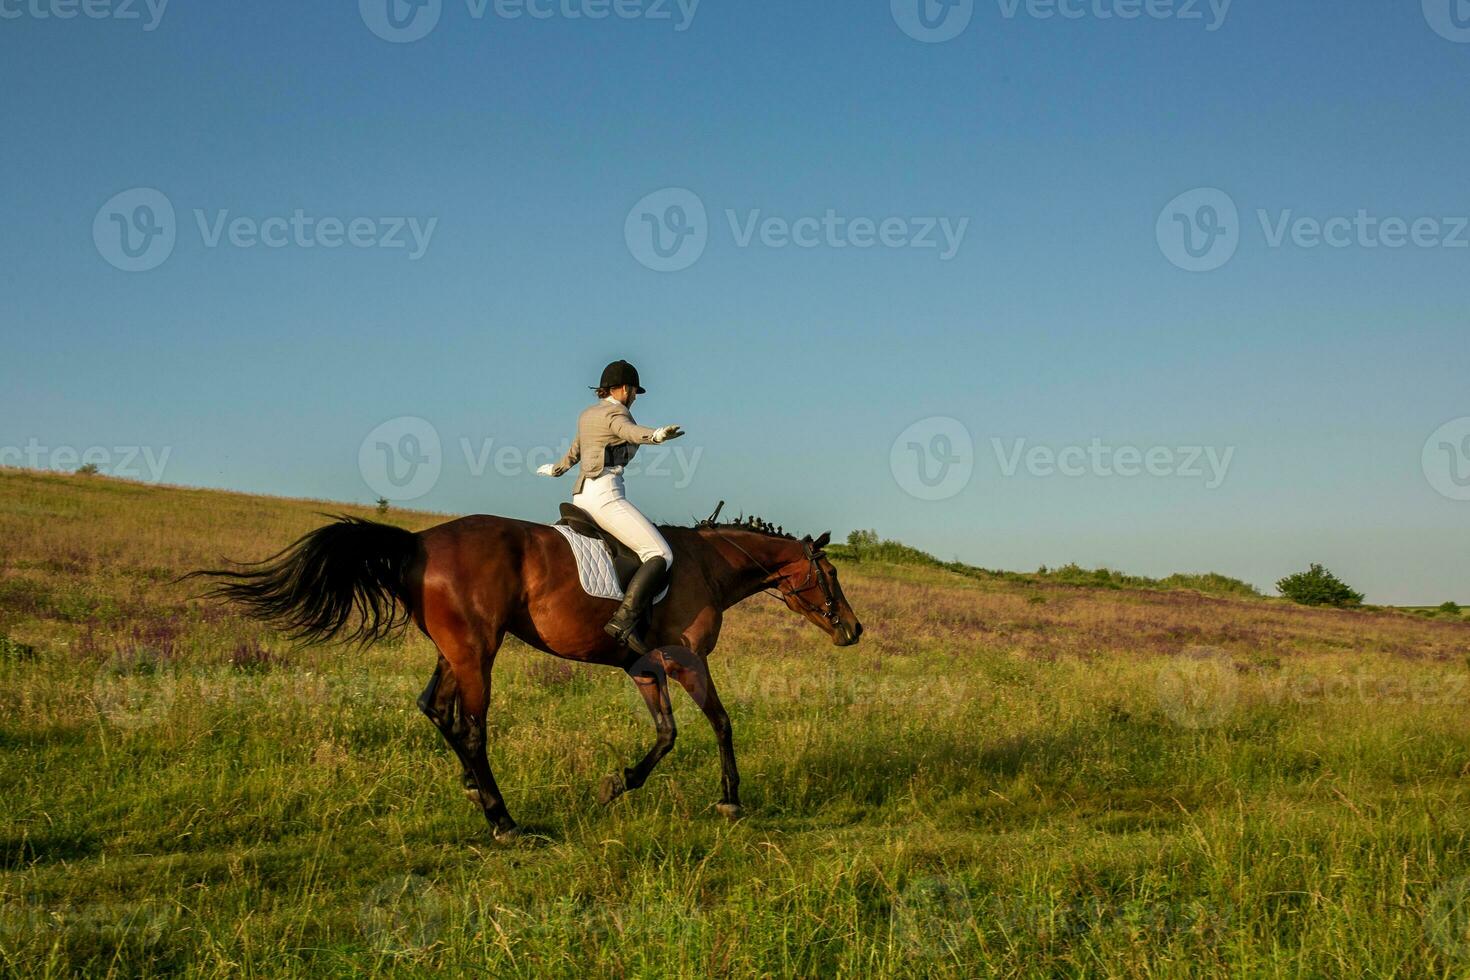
{"left": 3, "top": 467, "right": 1470, "bottom": 977}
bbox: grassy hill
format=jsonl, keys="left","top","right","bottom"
{"left": 3, "top": 468, "right": 1470, "bottom": 977}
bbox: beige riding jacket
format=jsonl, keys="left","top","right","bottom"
{"left": 551, "top": 398, "right": 661, "bottom": 494}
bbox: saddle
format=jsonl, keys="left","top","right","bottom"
{"left": 554, "top": 503, "right": 645, "bottom": 594}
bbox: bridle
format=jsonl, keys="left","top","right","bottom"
{"left": 791, "top": 538, "right": 844, "bottom": 629}
{"left": 707, "top": 525, "right": 843, "bottom": 630}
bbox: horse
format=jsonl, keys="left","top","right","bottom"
{"left": 193, "top": 505, "right": 863, "bottom": 840}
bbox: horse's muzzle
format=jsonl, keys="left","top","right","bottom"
{"left": 833, "top": 621, "right": 863, "bottom": 646}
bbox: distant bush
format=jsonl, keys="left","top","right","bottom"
{"left": 376, "top": 497, "right": 390, "bottom": 516}
{"left": 1440, "top": 601, "right": 1461, "bottom": 615}
{"left": 1042, "top": 564, "right": 1139, "bottom": 590}
{"left": 833, "top": 531, "right": 1262, "bottom": 598}
{"left": 840, "top": 529, "right": 945, "bottom": 568}
{"left": 1158, "top": 572, "right": 1263, "bottom": 598}
{"left": 76, "top": 462, "right": 100, "bottom": 476}
{"left": 1276, "top": 564, "right": 1364, "bottom": 608}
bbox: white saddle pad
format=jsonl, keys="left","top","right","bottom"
{"left": 549, "top": 524, "right": 669, "bottom": 604}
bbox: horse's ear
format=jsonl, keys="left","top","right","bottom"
{"left": 812, "top": 531, "right": 831, "bottom": 550}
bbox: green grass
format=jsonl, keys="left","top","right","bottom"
{"left": 3, "top": 469, "right": 1470, "bottom": 977}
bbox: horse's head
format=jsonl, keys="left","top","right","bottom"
{"left": 772, "top": 531, "right": 864, "bottom": 647}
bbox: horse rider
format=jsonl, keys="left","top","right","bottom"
{"left": 536, "top": 359, "right": 684, "bottom": 651}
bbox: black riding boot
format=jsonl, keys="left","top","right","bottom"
{"left": 605, "top": 556, "right": 667, "bottom": 655}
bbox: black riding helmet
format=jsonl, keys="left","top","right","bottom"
{"left": 594, "top": 359, "right": 646, "bottom": 394}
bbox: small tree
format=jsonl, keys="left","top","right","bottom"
{"left": 77, "top": 462, "right": 100, "bottom": 476}
{"left": 1276, "top": 564, "right": 1363, "bottom": 608}
{"left": 1439, "top": 601, "right": 1462, "bottom": 616}
{"left": 375, "top": 497, "right": 390, "bottom": 516}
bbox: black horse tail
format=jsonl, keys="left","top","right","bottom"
{"left": 188, "top": 515, "right": 422, "bottom": 646}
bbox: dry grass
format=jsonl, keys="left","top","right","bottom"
{"left": 3, "top": 467, "right": 1470, "bottom": 978}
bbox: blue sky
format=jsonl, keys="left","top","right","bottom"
{"left": 2, "top": 0, "right": 1467, "bottom": 603}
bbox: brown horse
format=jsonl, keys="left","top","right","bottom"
{"left": 196, "top": 506, "right": 862, "bottom": 840}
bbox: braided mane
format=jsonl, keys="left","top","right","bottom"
{"left": 694, "top": 501, "right": 794, "bottom": 539}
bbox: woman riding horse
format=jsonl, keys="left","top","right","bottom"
{"left": 535, "top": 359, "right": 684, "bottom": 654}
{"left": 195, "top": 365, "right": 863, "bottom": 840}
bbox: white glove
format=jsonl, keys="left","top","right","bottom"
{"left": 536, "top": 464, "right": 556, "bottom": 477}
{"left": 653, "top": 425, "right": 685, "bottom": 444}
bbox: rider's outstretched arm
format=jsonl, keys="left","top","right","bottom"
{"left": 608, "top": 405, "right": 682, "bottom": 445}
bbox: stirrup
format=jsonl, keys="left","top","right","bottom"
{"left": 605, "top": 620, "right": 653, "bottom": 656}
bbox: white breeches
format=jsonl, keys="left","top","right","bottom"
{"left": 572, "top": 469, "right": 674, "bottom": 568}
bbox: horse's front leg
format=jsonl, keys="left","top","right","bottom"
{"left": 662, "top": 647, "right": 742, "bottom": 819}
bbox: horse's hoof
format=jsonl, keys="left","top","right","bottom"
{"left": 715, "top": 803, "right": 744, "bottom": 821}
{"left": 494, "top": 825, "right": 521, "bottom": 843}
{"left": 598, "top": 773, "right": 626, "bottom": 805}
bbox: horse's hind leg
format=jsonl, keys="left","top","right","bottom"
{"left": 599, "top": 656, "right": 677, "bottom": 805}
{"left": 419, "top": 634, "right": 518, "bottom": 840}
{"left": 417, "top": 660, "right": 476, "bottom": 799}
